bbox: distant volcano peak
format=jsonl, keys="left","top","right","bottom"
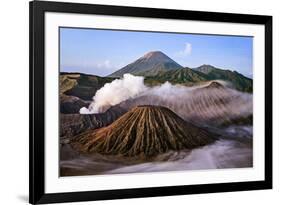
{"left": 141, "top": 51, "right": 168, "bottom": 59}
{"left": 108, "top": 51, "right": 183, "bottom": 77}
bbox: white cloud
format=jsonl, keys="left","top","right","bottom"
{"left": 62, "top": 59, "right": 115, "bottom": 70}
{"left": 176, "top": 42, "right": 192, "bottom": 57}
{"left": 61, "top": 59, "right": 120, "bottom": 76}
{"left": 96, "top": 60, "right": 114, "bottom": 70}
{"left": 183, "top": 43, "right": 192, "bottom": 55}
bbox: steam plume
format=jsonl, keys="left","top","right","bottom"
{"left": 80, "top": 73, "right": 252, "bottom": 126}
{"left": 80, "top": 74, "right": 147, "bottom": 114}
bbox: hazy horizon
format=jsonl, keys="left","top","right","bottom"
{"left": 60, "top": 27, "right": 253, "bottom": 78}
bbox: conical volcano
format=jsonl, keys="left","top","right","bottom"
{"left": 70, "top": 105, "right": 215, "bottom": 157}
{"left": 205, "top": 81, "right": 224, "bottom": 89}
{"left": 108, "top": 51, "right": 183, "bottom": 77}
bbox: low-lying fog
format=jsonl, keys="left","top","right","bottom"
{"left": 60, "top": 126, "right": 252, "bottom": 176}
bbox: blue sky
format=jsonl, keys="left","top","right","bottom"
{"left": 60, "top": 27, "right": 253, "bottom": 78}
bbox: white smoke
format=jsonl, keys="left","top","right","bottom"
{"left": 80, "top": 73, "right": 253, "bottom": 126}
{"left": 80, "top": 73, "right": 186, "bottom": 114}
{"left": 110, "top": 77, "right": 252, "bottom": 126}
{"left": 80, "top": 74, "right": 147, "bottom": 114}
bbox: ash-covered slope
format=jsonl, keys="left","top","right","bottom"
{"left": 60, "top": 105, "right": 127, "bottom": 138}
{"left": 70, "top": 106, "right": 215, "bottom": 157}
{"left": 119, "top": 82, "right": 252, "bottom": 126}
{"left": 108, "top": 51, "right": 183, "bottom": 77}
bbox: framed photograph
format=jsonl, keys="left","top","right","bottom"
{"left": 29, "top": 0, "right": 272, "bottom": 204}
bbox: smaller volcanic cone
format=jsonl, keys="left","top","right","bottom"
{"left": 196, "top": 81, "right": 225, "bottom": 91}
{"left": 205, "top": 81, "right": 224, "bottom": 89}
{"left": 70, "top": 105, "right": 215, "bottom": 158}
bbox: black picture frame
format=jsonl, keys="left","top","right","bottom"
{"left": 29, "top": 0, "right": 272, "bottom": 204}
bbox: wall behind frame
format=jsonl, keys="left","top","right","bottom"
{"left": 0, "top": 0, "right": 279, "bottom": 204}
